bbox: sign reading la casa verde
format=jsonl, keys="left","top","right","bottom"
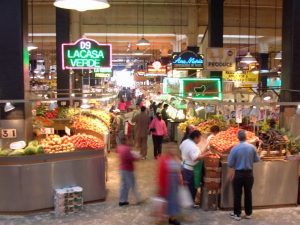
{"left": 62, "top": 38, "right": 112, "bottom": 70}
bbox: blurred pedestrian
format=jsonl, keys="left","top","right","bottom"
{"left": 149, "top": 112, "right": 168, "bottom": 159}
{"left": 158, "top": 148, "right": 182, "bottom": 225}
{"left": 228, "top": 130, "right": 260, "bottom": 221}
{"left": 132, "top": 106, "right": 150, "bottom": 159}
{"left": 161, "top": 104, "right": 169, "bottom": 125}
{"left": 113, "top": 109, "right": 125, "bottom": 146}
{"left": 118, "top": 98, "right": 126, "bottom": 112}
{"left": 117, "top": 136, "right": 141, "bottom": 206}
{"left": 180, "top": 130, "right": 211, "bottom": 204}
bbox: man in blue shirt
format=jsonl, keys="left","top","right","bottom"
{"left": 228, "top": 130, "right": 260, "bottom": 221}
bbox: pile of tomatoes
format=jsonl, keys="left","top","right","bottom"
{"left": 71, "top": 133, "right": 104, "bottom": 150}
{"left": 210, "top": 127, "right": 257, "bottom": 153}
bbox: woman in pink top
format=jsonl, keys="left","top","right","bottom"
{"left": 118, "top": 99, "right": 126, "bottom": 112}
{"left": 149, "top": 112, "right": 168, "bottom": 159}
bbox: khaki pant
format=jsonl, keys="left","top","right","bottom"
{"left": 136, "top": 136, "right": 148, "bottom": 157}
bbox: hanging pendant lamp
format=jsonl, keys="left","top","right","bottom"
{"left": 136, "top": 0, "right": 150, "bottom": 46}
{"left": 54, "top": 0, "right": 110, "bottom": 12}
{"left": 240, "top": 52, "right": 257, "bottom": 64}
{"left": 274, "top": 51, "right": 282, "bottom": 60}
{"left": 28, "top": 0, "right": 38, "bottom": 51}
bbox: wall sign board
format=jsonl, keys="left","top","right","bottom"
{"left": 172, "top": 51, "right": 204, "bottom": 69}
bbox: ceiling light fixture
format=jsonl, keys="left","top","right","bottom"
{"left": 54, "top": 0, "right": 110, "bottom": 12}
{"left": 136, "top": 0, "right": 150, "bottom": 46}
{"left": 28, "top": 0, "right": 38, "bottom": 51}
{"left": 274, "top": 51, "right": 282, "bottom": 60}
{"left": 4, "top": 102, "right": 15, "bottom": 112}
{"left": 240, "top": 0, "right": 257, "bottom": 65}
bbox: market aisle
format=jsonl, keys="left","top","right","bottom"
{"left": 0, "top": 141, "right": 300, "bottom": 225}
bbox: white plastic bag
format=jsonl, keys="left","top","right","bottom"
{"left": 149, "top": 197, "right": 167, "bottom": 217}
{"left": 178, "top": 185, "right": 193, "bottom": 208}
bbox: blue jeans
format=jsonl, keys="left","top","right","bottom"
{"left": 119, "top": 170, "right": 140, "bottom": 203}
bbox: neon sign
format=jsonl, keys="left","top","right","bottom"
{"left": 62, "top": 38, "right": 112, "bottom": 70}
{"left": 172, "top": 51, "right": 204, "bottom": 69}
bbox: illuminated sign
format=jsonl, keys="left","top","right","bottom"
{"left": 163, "top": 78, "right": 222, "bottom": 100}
{"left": 172, "top": 51, "right": 204, "bottom": 69}
{"left": 179, "top": 78, "right": 222, "bottom": 100}
{"left": 147, "top": 64, "right": 167, "bottom": 74}
{"left": 205, "top": 48, "right": 236, "bottom": 71}
{"left": 62, "top": 38, "right": 112, "bottom": 70}
{"left": 222, "top": 71, "right": 258, "bottom": 83}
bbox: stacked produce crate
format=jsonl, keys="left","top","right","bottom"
{"left": 54, "top": 186, "right": 83, "bottom": 216}
{"left": 202, "top": 155, "right": 221, "bottom": 210}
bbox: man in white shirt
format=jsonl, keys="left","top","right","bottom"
{"left": 180, "top": 130, "right": 211, "bottom": 202}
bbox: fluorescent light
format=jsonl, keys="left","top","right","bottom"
{"left": 85, "top": 33, "right": 177, "bottom": 37}
{"left": 29, "top": 33, "right": 56, "bottom": 37}
{"left": 54, "top": 0, "right": 110, "bottom": 12}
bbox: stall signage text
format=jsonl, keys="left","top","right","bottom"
{"left": 172, "top": 51, "right": 204, "bottom": 69}
{"left": 62, "top": 38, "right": 112, "bottom": 70}
{"left": 1, "top": 129, "right": 17, "bottom": 139}
{"left": 147, "top": 65, "right": 167, "bottom": 74}
{"left": 222, "top": 71, "right": 258, "bottom": 83}
{"left": 205, "top": 48, "right": 236, "bottom": 72}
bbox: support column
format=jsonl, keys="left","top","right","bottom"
{"left": 70, "top": 11, "right": 81, "bottom": 42}
{"left": 0, "top": 0, "right": 31, "bottom": 144}
{"left": 281, "top": 0, "right": 300, "bottom": 102}
{"left": 187, "top": 1, "right": 198, "bottom": 47}
{"left": 208, "top": 0, "right": 224, "bottom": 81}
{"left": 56, "top": 8, "right": 70, "bottom": 104}
{"left": 258, "top": 53, "right": 269, "bottom": 92}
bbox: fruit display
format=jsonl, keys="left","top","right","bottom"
{"left": 71, "top": 115, "right": 109, "bottom": 134}
{"left": 178, "top": 117, "right": 202, "bottom": 132}
{"left": 36, "top": 105, "right": 59, "bottom": 119}
{"left": 210, "top": 127, "right": 257, "bottom": 153}
{"left": 196, "top": 119, "right": 226, "bottom": 134}
{"left": 81, "top": 110, "right": 111, "bottom": 127}
{"left": 259, "top": 129, "right": 288, "bottom": 151}
{"left": 40, "top": 135, "right": 75, "bottom": 154}
{"left": 71, "top": 134, "right": 104, "bottom": 150}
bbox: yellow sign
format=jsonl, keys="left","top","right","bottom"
{"left": 222, "top": 71, "right": 259, "bottom": 83}
{"left": 205, "top": 48, "right": 236, "bottom": 72}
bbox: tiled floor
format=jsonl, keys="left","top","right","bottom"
{"left": 0, "top": 141, "right": 299, "bottom": 225}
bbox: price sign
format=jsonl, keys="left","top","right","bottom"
{"left": 61, "top": 101, "right": 66, "bottom": 106}
{"left": 236, "top": 106, "right": 243, "bottom": 124}
{"left": 74, "top": 102, "right": 80, "bottom": 107}
{"left": 1, "top": 129, "right": 17, "bottom": 139}
{"left": 65, "top": 126, "right": 71, "bottom": 136}
{"left": 40, "top": 128, "right": 55, "bottom": 135}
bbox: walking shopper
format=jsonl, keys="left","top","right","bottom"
{"left": 117, "top": 137, "right": 141, "bottom": 206}
{"left": 180, "top": 130, "right": 211, "bottom": 203}
{"left": 228, "top": 130, "right": 260, "bottom": 221}
{"left": 113, "top": 109, "right": 125, "bottom": 146}
{"left": 149, "top": 112, "right": 168, "bottom": 159}
{"left": 132, "top": 106, "right": 150, "bottom": 159}
{"left": 161, "top": 104, "right": 169, "bottom": 126}
{"left": 158, "top": 148, "right": 182, "bottom": 225}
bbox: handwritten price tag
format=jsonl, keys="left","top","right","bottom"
{"left": 40, "top": 128, "right": 54, "bottom": 135}
{"left": 1, "top": 129, "right": 17, "bottom": 139}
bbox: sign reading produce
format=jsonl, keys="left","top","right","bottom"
{"left": 205, "top": 48, "right": 236, "bottom": 72}
{"left": 172, "top": 51, "right": 204, "bottom": 69}
{"left": 62, "top": 38, "right": 112, "bottom": 70}
{"left": 179, "top": 78, "right": 222, "bottom": 100}
{"left": 222, "top": 71, "right": 258, "bottom": 83}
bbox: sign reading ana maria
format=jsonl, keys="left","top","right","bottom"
{"left": 205, "top": 48, "right": 236, "bottom": 72}
{"left": 62, "top": 38, "right": 112, "bottom": 70}
{"left": 172, "top": 51, "right": 204, "bottom": 69}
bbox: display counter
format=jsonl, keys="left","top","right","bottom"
{"left": 0, "top": 150, "right": 106, "bottom": 212}
{"left": 220, "top": 160, "right": 299, "bottom": 209}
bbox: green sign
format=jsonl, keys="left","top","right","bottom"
{"left": 62, "top": 38, "right": 112, "bottom": 70}
{"left": 180, "top": 78, "right": 222, "bottom": 100}
{"left": 163, "top": 78, "right": 181, "bottom": 95}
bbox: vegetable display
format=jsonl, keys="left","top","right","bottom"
{"left": 259, "top": 129, "right": 287, "bottom": 151}
{"left": 210, "top": 127, "right": 257, "bottom": 153}
{"left": 196, "top": 119, "right": 225, "bottom": 134}
{"left": 178, "top": 117, "right": 202, "bottom": 133}
{"left": 71, "top": 134, "right": 104, "bottom": 150}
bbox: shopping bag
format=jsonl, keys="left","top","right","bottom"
{"left": 178, "top": 185, "right": 194, "bottom": 208}
{"left": 149, "top": 197, "right": 167, "bottom": 218}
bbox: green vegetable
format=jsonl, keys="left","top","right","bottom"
{"left": 9, "top": 149, "right": 25, "bottom": 156}
{"left": 28, "top": 140, "right": 39, "bottom": 147}
{"left": 35, "top": 146, "right": 44, "bottom": 154}
{"left": 0, "top": 149, "right": 12, "bottom": 156}
{"left": 24, "top": 146, "right": 36, "bottom": 155}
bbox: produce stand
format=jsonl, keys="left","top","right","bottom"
{"left": 220, "top": 160, "right": 299, "bottom": 209}
{"left": 0, "top": 150, "right": 106, "bottom": 212}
